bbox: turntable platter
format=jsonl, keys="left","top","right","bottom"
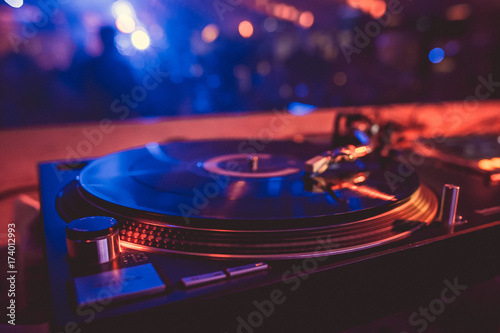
{"left": 78, "top": 141, "right": 418, "bottom": 224}
{"left": 57, "top": 140, "right": 438, "bottom": 259}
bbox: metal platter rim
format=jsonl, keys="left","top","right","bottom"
{"left": 114, "top": 184, "right": 438, "bottom": 259}
{"left": 76, "top": 183, "right": 424, "bottom": 233}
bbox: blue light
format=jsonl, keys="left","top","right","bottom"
{"left": 325, "top": 192, "right": 338, "bottom": 203}
{"left": 291, "top": 181, "right": 304, "bottom": 195}
{"left": 295, "top": 83, "right": 309, "bottom": 98}
{"left": 429, "top": 47, "right": 445, "bottom": 64}
{"left": 287, "top": 102, "right": 317, "bottom": 116}
{"left": 354, "top": 129, "right": 370, "bottom": 145}
{"left": 348, "top": 197, "right": 361, "bottom": 210}
{"left": 267, "top": 177, "right": 282, "bottom": 196}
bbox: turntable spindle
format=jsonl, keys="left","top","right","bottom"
{"left": 248, "top": 155, "right": 259, "bottom": 172}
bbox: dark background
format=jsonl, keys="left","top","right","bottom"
{"left": 1, "top": 0, "right": 499, "bottom": 127}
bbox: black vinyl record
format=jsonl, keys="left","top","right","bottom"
{"left": 76, "top": 140, "right": 419, "bottom": 229}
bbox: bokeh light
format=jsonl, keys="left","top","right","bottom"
{"left": 333, "top": 72, "right": 347, "bottom": 86}
{"left": 257, "top": 61, "right": 271, "bottom": 76}
{"left": 115, "top": 15, "right": 135, "bottom": 33}
{"left": 370, "top": 1, "right": 387, "bottom": 19}
{"left": 478, "top": 158, "right": 500, "bottom": 171}
{"left": 429, "top": 47, "right": 445, "bottom": 63}
{"left": 287, "top": 102, "right": 317, "bottom": 116}
{"left": 233, "top": 65, "right": 250, "bottom": 79}
{"left": 112, "top": 1, "right": 134, "bottom": 18}
{"left": 131, "top": 30, "right": 150, "bottom": 50}
{"left": 273, "top": 4, "right": 299, "bottom": 21}
{"left": 298, "top": 11, "right": 314, "bottom": 29}
{"left": 5, "top": 0, "right": 23, "bottom": 8}
{"left": 114, "top": 33, "right": 133, "bottom": 55}
{"left": 346, "top": 0, "right": 360, "bottom": 9}
{"left": 238, "top": 21, "right": 254, "bottom": 38}
{"left": 264, "top": 17, "right": 278, "bottom": 32}
{"left": 189, "top": 64, "right": 204, "bottom": 78}
{"left": 433, "top": 58, "right": 456, "bottom": 73}
{"left": 201, "top": 24, "right": 219, "bottom": 43}
{"left": 446, "top": 3, "right": 471, "bottom": 21}
{"left": 346, "top": 0, "right": 386, "bottom": 18}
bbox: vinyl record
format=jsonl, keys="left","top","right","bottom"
{"left": 57, "top": 140, "right": 438, "bottom": 258}
{"left": 76, "top": 140, "right": 417, "bottom": 227}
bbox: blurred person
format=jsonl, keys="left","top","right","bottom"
{"left": 82, "top": 26, "right": 137, "bottom": 120}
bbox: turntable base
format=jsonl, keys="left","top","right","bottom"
{"left": 38, "top": 136, "right": 500, "bottom": 333}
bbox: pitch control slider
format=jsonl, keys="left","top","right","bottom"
{"left": 225, "top": 262, "right": 268, "bottom": 277}
{"left": 181, "top": 271, "right": 226, "bottom": 288}
{"left": 181, "top": 262, "right": 269, "bottom": 288}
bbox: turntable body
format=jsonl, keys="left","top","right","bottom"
{"left": 37, "top": 107, "right": 500, "bottom": 332}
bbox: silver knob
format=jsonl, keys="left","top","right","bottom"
{"left": 66, "top": 216, "right": 121, "bottom": 264}
{"left": 439, "top": 184, "right": 460, "bottom": 227}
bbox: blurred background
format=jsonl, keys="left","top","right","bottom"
{"left": 1, "top": 0, "right": 500, "bottom": 128}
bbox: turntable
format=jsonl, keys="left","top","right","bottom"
{"left": 39, "top": 115, "right": 500, "bottom": 332}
